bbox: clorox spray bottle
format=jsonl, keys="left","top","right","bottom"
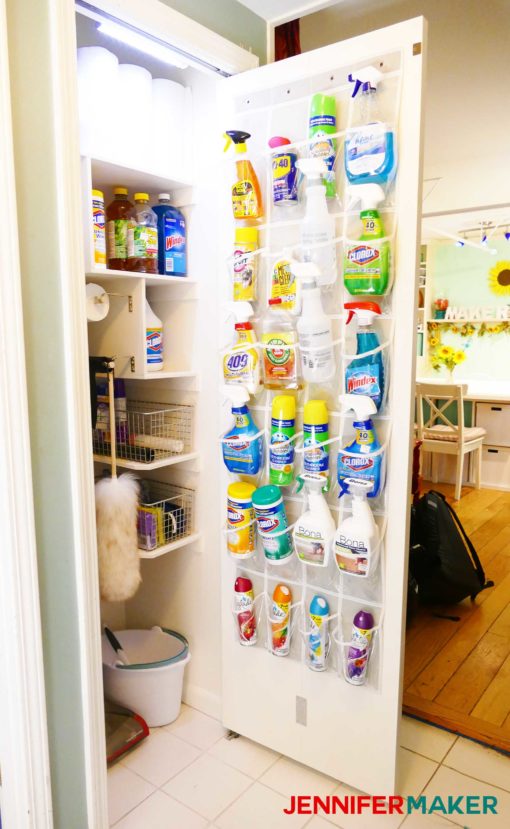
{"left": 296, "top": 158, "right": 337, "bottom": 286}
{"left": 293, "top": 474, "right": 335, "bottom": 567}
{"left": 223, "top": 302, "right": 260, "bottom": 395}
{"left": 221, "top": 385, "right": 263, "bottom": 476}
{"left": 343, "top": 184, "right": 390, "bottom": 296}
{"left": 337, "top": 394, "right": 383, "bottom": 498}
{"left": 308, "top": 595, "right": 329, "bottom": 671}
{"left": 344, "top": 301, "right": 384, "bottom": 410}
{"left": 334, "top": 481, "right": 380, "bottom": 577}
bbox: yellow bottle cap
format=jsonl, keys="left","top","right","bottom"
{"left": 134, "top": 192, "right": 149, "bottom": 201}
{"left": 303, "top": 399, "right": 329, "bottom": 426}
{"left": 113, "top": 186, "right": 128, "bottom": 195}
{"left": 92, "top": 189, "right": 104, "bottom": 199}
{"left": 272, "top": 395, "right": 296, "bottom": 420}
{"left": 228, "top": 482, "right": 257, "bottom": 500}
{"left": 235, "top": 227, "right": 259, "bottom": 244}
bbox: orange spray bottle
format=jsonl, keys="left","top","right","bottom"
{"left": 271, "top": 583, "right": 292, "bottom": 656}
{"left": 224, "top": 130, "right": 263, "bottom": 220}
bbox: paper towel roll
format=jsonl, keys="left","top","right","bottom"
{"left": 77, "top": 47, "right": 118, "bottom": 157}
{"left": 118, "top": 64, "right": 153, "bottom": 167}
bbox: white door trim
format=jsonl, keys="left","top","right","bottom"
{"left": 0, "top": 0, "right": 53, "bottom": 825}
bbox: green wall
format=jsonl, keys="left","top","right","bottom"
{"left": 161, "top": 0, "right": 267, "bottom": 64}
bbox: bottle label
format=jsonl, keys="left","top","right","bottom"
{"left": 254, "top": 502, "right": 293, "bottom": 561}
{"left": 299, "top": 329, "right": 333, "bottom": 375}
{"left": 295, "top": 526, "right": 328, "bottom": 566}
{"left": 262, "top": 332, "right": 297, "bottom": 385}
{"left": 337, "top": 439, "right": 382, "bottom": 498}
{"left": 164, "top": 215, "right": 186, "bottom": 275}
{"left": 335, "top": 536, "right": 369, "bottom": 576}
{"left": 233, "top": 243, "right": 257, "bottom": 302}
{"left": 303, "top": 423, "right": 329, "bottom": 478}
{"left": 227, "top": 498, "right": 256, "bottom": 556}
{"left": 223, "top": 340, "right": 258, "bottom": 386}
{"left": 345, "top": 123, "right": 388, "bottom": 177}
{"left": 93, "top": 200, "right": 106, "bottom": 266}
{"left": 234, "top": 589, "right": 256, "bottom": 644}
{"left": 270, "top": 260, "right": 296, "bottom": 310}
{"left": 346, "top": 365, "right": 381, "bottom": 401}
{"left": 134, "top": 226, "right": 158, "bottom": 260}
{"left": 232, "top": 180, "right": 258, "bottom": 218}
{"left": 107, "top": 219, "right": 128, "bottom": 259}
{"left": 309, "top": 613, "right": 327, "bottom": 667}
{"left": 272, "top": 152, "right": 298, "bottom": 203}
{"left": 146, "top": 326, "right": 163, "bottom": 364}
{"left": 271, "top": 601, "right": 291, "bottom": 653}
{"left": 269, "top": 419, "right": 295, "bottom": 481}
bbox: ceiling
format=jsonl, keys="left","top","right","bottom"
{"left": 236, "top": 0, "right": 343, "bottom": 25}
{"left": 422, "top": 205, "right": 510, "bottom": 244}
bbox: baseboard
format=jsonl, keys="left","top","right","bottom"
{"left": 183, "top": 681, "right": 222, "bottom": 720}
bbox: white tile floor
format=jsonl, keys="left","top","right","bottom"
{"left": 109, "top": 704, "right": 510, "bottom": 828}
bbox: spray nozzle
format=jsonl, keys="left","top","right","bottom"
{"left": 296, "top": 473, "right": 325, "bottom": 494}
{"left": 224, "top": 130, "right": 251, "bottom": 153}
{"left": 290, "top": 261, "right": 321, "bottom": 290}
{"left": 222, "top": 384, "right": 250, "bottom": 406}
{"left": 345, "top": 301, "right": 382, "bottom": 326}
{"left": 224, "top": 301, "right": 254, "bottom": 325}
{"left": 339, "top": 393, "right": 377, "bottom": 420}
{"left": 347, "top": 184, "right": 385, "bottom": 211}
{"left": 296, "top": 157, "right": 328, "bottom": 183}
{"left": 348, "top": 66, "right": 383, "bottom": 98}
{"left": 349, "top": 480, "right": 373, "bottom": 498}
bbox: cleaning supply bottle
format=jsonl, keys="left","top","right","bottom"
{"left": 269, "top": 252, "right": 298, "bottom": 312}
{"left": 294, "top": 262, "right": 335, "bottom": 383}
{"left": 106, "top": 186, "right": 135, "bottom": 270}
{"left": 308, "top": 595, "right": 329, "bottom": 671}
{"left": 92, "top": 189, "right": 106, "bottom": 269}
{"left": 232, "top": 227, "right": 258, "bottom": 302}
{"left": 234, "top": 576, "right": 257, "bottom": 646}
{"left": 308, "top": 93, "right": 337, "bottom": 198}
{"left": 337, "top": 394, "right": 383, "bottom": 498}
{"left": 269, "top": 395, "right": 296, "bottom": 487}
{"left": 334, "top": 481, "right": 380, "bottom": 577}
{"left": 269, "top": 136, "right": 298, "bottom": 206}
{"left": 346, "top": 609, "right": 375, "bottom": 685}
{"left": 252, "top": 485, "right": 293, "bottom": 564}
{"left": 227, "top": 482, "right": 257, "bottom": 559}
{"left": 296, "top": 158, "right": 337, "bottom": 287}
{"left": 224, "top": 130, "right": 263, "bottom": 220}
{"left": 271, "top": 584, "right": 292, "bottom": 656}
{"left": 261, "top": 299, "right": 300, "bottom": 390}
{"left": 303, "top": 399, "right": 329, "bottom": 490}
{"left": 222, "top": 386, "right": 263, "bottom": 476}
{"left": 145, "top": 299, "right": 163, "bottom": 371}
{"left": 344, "top": 301, "right": 384, "bottom": 409}
{"left": 128, "top": 193, "right": 158, "bottom": 273}
{"left": 343, "top": 184, "right": 390, "bottom": 296}
{"left": 345, "top": 66, "right": 396, "bottom": 185}
{"left": 152, "top": 194, "right": 186, "bottom": 276}
{"left": 293, "top": 474, "right": 335, "bottom": 567}
{"left": 223, "top": 302, "right": 260, "bottom": 395}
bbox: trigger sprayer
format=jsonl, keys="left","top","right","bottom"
{"left": 344, "top": 301, "right": 384, "bottom": 410}
{"left": 348, "top": 65, "right": 383, "bottom": 98}
{"left": 345, "top": 69, "right": 396, "bottom": 186}
{"left": 336, "top": 393, "right": 383, "bottom": 498}
{"left": 224, "top": 130, "right": 263, "bottom": 220}
{"left": 223, "top": 301, "right": 260, "bottom": 394}
{"left": 295, "top": 159, "right": 337, "bottom": 286}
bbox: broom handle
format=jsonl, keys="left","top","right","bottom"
{"left": 107, "top": 361, "right": 117, "bottom": 478}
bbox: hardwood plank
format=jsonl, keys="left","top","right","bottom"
{"left": 434, "top": 631, "right": 510, "bottom": 713}
{"left": 471, "top": 651, "right": 510, "bottom": 727}
{"left": 403, "top": 693, "right": 510, "bottom": 754}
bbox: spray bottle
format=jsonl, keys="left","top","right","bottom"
{"left": 271, "top": 584, "right": 292, "bottom": 656}
{"left": 234, "top": 576, "right": 257, "bottom": 646}
{"left": 293, "top": 474, "right": 335, "bottom": 567}
{"left": 223, "top": 301, "right": 260, "bottom": 395}
{"left": 269, "top": 395, "right": 296, "bottom": 487}
{"left": 308, "top": 93, "right": 337, "bottom": 198}
{"left": 345, "top": 66, "right": 396, "bottom": 185}
{"left": 294, "top": 262, "right": 335, "bottom": 383}
{"left": 224, "top": 130, "right": 263, "bottom": 220}
{"left": 221, "top": 386, "right": 263, "bottom": 476}
{"left": 346, "top": 609, "right": 375, "bottom": 685}
{"left": 296, "top": 158, "right": 336, "bottom": 286}
{"left": 334, "top": 481, "right": 380, "bottom": 577}
{"left": 308, "top": 595, "right": 329, "bottom": 671}
{"left": 337, "top": 393, "right": 383, "bottom": 498}
{"left": 343, "top": 184, "right": 390, "bottom": 296}
{"left": 344, "top": 301, "right": 384, "bottom": 410}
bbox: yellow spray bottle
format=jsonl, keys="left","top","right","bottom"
{"left": 224, "top": 130, "right": 263, "bottom": 220}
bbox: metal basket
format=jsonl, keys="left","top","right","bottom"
{"left": 137, "top": 480, "right": 195, "bottom": 552}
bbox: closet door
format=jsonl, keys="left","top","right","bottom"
{"left": 219, "top": 17, "right": 426, "bottom": 794}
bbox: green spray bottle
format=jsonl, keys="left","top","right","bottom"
{"left": 343, "top": 184, "right": 390, "bottom": 296}
{"left": 309, "top": 93, "right": 337, "bottom": 198}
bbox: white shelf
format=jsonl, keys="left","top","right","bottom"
{"left": 139, "top": 532, "right": 201, "bottom": 559}
{"left": 128, "top": 370, "right": 197, "bottom": 381}
{"left": 86, "top": 269, "right": 196, "bottom": 287}
{"left": 93, "top": 451, "right": 199, "bottom": 471}
{"left": 90, "top": 155, "right": 193, "bottom": 194}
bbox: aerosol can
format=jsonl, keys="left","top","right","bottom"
{"left": 271, "top": 583, "right": 292, "bottom": 656}
{"left": 308, "top": 595, "right": 329, "bottom": 671}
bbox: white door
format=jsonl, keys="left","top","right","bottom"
{"left": 219, "top": 18, "right": 426, "bottom": 794}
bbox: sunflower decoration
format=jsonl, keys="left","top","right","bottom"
{"left": 489, "top": 261, "right": 510, "bottom": 295}
{"left": 431, "top": 344, "right": 466, "bottom": 375}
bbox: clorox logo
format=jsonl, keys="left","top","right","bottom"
{"left": 258, "top": 517, "right": 279, "bottom": 533}
{"left": 342, "top": 456, "right": 374, "bottom": 471}
{"left": 348, "top": 245, "right": 379, "bottom": 265}
{"left": 226, "top": 437, "right": 249, "bottom": 452}
{"left": 146, "top": 332, "right": 162, "bottom": 351}
{"left": 228, "top": 509, "right": 244, "bottom": 525}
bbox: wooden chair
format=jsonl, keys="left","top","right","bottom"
{"left": 416, "top": 382, "right": 486, "bottom": 501}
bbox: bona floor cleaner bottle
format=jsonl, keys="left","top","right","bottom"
{"left": 344, "top": 301, "right": 384, "bottom": 410}
{"left": 337, "top": 394, "right": 383, "bottom": 498}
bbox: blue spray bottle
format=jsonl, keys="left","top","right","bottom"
{"left": 337, "top": 394, "right": 383, "bottom": 498}
{"left": 344, "top": 66, "right": 396, "bottom": 185}
{"left": 344, "top": 301, "right": 384, "bottom": 410}
{"left": 222, "top": 385, "right": 263, "bottom": 476}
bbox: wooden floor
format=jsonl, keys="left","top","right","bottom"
{"left": 403, "top": 480, "right": 510, "bottom": 753}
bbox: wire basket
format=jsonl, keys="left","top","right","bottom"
{"left": 137, "top": 480, "right": 195, "bottom": 552}
{"left": 93, "top": 400, "right": 194, "bottom": 464}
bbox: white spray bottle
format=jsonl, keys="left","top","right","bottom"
{"left": 296, "top": 158, "right": 337, "bottom": 286}
{"left": 334, "top": 480, "right": 380, "bottom": 577}
{"left": 293, "top": 473, "right": 335, "bottom": 567}
{"left": 293, "top": 261, "right": 335, "bottom": 384}
{"left": 223, "top": 301, "right": 260, "bottom": 395}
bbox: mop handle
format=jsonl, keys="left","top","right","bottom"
{"left": 107, "top": 360, "right": 117, "bottom": 479}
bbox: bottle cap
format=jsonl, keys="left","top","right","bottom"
{"left": 268, "top": 136, "right": 291, "bottom": 149}
{"left": 235, "top": 227, "right": 258, "bottom": 244}
{"left": 252, "top": 484, "right": 282, "bottom": 507}
{"left": 273, "top": 583, "right": 292, "bottom": 602}
{"left": 113, "top": 186, "right": 128, "bottom": 195}
{"left": 228, "top": 482, "right": 256, "bottom": 500}
{"left": 134, "top": 192, "right": 149, "bottom": 201}
{"left": 309, "top": 93, "right": 336, "bottom": 122}
{"left": 303, "top": 399, "right": 328, "bottom": 426}
{"left": 234, "top": 576, "right": 253, "bottom": 593}
{"left": 224, "top": 130, "right": 251, "bottom": 153}
{"left": 234, "top": 321, "right": 253, "bottom": 331}
{"left": 309, "top": 594, "right": 329, "bottom": 616}
{"left": 272, "top": 395, "right": 296, "bottom": 420}
{"left": 158, "top": 193, "right": 171, "bottom": 201}
{"left": 92, "top": 189, "right": 104, "bottom": 199}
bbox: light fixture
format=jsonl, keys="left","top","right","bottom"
{"left": 97, "top": 20, "right": 189, "bottom": 69}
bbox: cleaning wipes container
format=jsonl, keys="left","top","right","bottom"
{"left": 102, "top": 627, "right": 190, "bottom": 727}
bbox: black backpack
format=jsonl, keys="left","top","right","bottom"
{"left": 410, "top": 490, "right": 494, "bottom": 605}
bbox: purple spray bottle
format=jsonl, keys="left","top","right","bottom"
{"left": 346, "top": 610, "right": 375, "bottom": 685}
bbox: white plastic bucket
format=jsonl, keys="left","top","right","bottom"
{"left": 102, "top": 627, "right": 191, "bottom": 727}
